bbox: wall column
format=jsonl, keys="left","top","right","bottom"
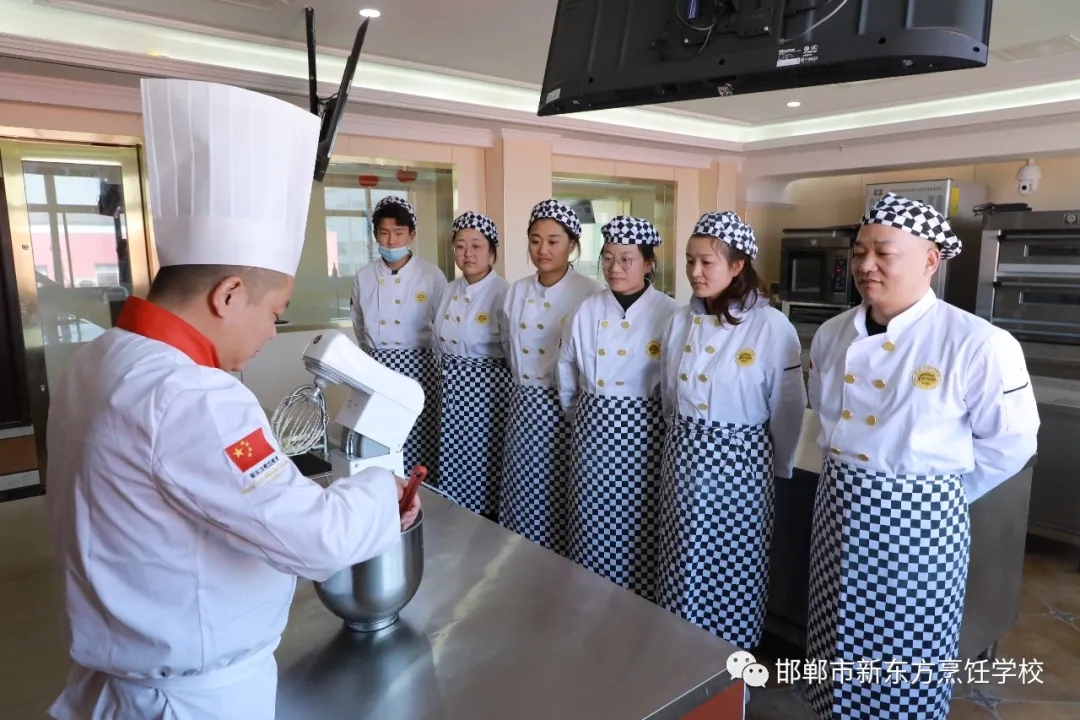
{"left": 485, "top": 129, "right": 556, "bottom": 283}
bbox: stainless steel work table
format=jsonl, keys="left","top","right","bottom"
{"left": 274, "top": 488, "right": 744, "bottom": 719}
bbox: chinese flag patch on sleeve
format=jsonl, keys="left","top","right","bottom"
{"left": 224, "top": 428, "right": 276, "bottom": 473}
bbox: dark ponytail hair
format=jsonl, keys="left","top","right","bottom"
{"left": 640, "top": 245, "right": 657, "bottom": 285}
{"left": 708, "top": 239, "right": 769, "bottom": 327}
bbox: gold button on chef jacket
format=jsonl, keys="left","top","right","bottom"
{"left": 433, "top": 271, "right": 510, "bottom": 359}
{"left": 503, "top": 268, "right": 599, "bottom": 389}
{"left": 661, "top": 295, "right": 807, "bottom": 479}
{"left": 807, "top": 289, "right": 1041, "bottom": 503}
{"left": 351, "top": 256, "right": 448, "bottom": 352}
{"left": 556, "top": 286, "right": 680, "bottom": 412}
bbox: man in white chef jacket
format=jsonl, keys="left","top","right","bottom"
{"left": 803, "top": 192, "right": 1039, "bottom": 720}
{"left": 44, "top": 79, "right": 418, "bottom": 720}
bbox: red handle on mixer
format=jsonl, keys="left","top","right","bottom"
{"left": 399, "top": 464, "right": 426, "bottom": 515}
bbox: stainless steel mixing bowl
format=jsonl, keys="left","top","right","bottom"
{"left": 314, "top": 509, "right": 425, "bottom": 632}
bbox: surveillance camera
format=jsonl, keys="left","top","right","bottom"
{"left": 1016, "top": 159, "right": 1041, "bottom": 197}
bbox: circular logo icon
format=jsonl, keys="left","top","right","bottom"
{"left": 476, "top": 313, "right": 489, "bottom": 325}
{"left": 726, "top": 651, "right": 756, "bottom": 679}
{"left": 912, "top": 365, "right": 942, "bottom": 390}
{"left": 415, "top": 292, "right": 428, "bottom": 303}
{"left": 735, "top": 348, "right": 756, "bottom": 367}
{"left": 646, "top": 340, "right": 661, "bottom": 359}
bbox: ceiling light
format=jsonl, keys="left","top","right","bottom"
{"left": 359, "top": 8, "right": 380, "bottom": 18}
{"left": 787, "top": 101, "right": 801, "bottom": 108}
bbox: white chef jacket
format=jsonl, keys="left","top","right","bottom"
{"left": 434, "top": 271, "right": 510, "bottom": 359}
{"left": 557, "top": 285, "right": 680, "bottom": 411}
{"left": 44, "top": 298, "right": 401, "bottom": 718}
{"left": 808, "top": 289, "right": 1040, "bottom": 503}
{"left": 351, "top": 255, "right": 448, "bottom": 352}
{"left": 503, "top": 268, "right": 601, "bottom": 389}
{"left": 660, "top": 294, "right": 807, "bottom": 479}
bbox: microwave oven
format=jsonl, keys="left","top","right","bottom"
{"left": 778, "top": 226, "right": 861, "bottom": 308}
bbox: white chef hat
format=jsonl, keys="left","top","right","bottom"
{"left": 140, "top": 78, "right": 321, "bottom": 277}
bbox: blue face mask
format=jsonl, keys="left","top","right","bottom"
{"left": 378, "top": 245, "right": 411, "bottom": 263}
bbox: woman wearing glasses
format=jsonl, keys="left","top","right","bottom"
{"left": 557, "top": 216, "right": 679, "bottom": 597}
{"left": 434, "top": 212, "right": 510, "bottom": 520}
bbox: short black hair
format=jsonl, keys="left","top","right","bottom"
{"left": 147, "top": 265, "right": 288, "bottom": 305}
{"left": 372, "top": 203, "right": 416, "bottom": 233}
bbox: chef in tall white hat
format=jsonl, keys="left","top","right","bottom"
{"left": 803, "top": 192, "right": 1040, "bottom": 720}
{"left": 44, "top": 79, "right": 420, "bottom": 720}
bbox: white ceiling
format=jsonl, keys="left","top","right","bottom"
{"left": 36, "top": 0, "right": 1080, "bottom": 124}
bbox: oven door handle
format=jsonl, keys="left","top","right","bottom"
{"left": 994, "top": 279, "right": 1080, "bottom": 291}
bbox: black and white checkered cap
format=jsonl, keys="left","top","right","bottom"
{"left": 601, "top": 215, "right": 662, "bottom": 247}
{"left": 373, "top": 196, "right": 418, "bottom": 229}
{"left": 692, "top": 211, "right": 759, "bottom": 259}
{"left": 529, "top": 199, "right": 582, "bottom": 238}
{"left": 862, "top": 192, "right": 961, "bottom": 260}
{"left": 452, "top": 211, "right": 500, "bottom": 247}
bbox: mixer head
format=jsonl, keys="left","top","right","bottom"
{"left": 300, "top": 332, "right": 425, "bottom": 454}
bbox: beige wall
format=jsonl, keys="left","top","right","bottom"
{"left": 0, "top": 100, "right": 726, "bottom": 308}
{"left": 746, "top": 156, "right": 1080, "bottom": 283}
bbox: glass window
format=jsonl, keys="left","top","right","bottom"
{"left": 283, "top": 162, "right": 454, "bottom": 328}
{"left": 553, "top": 176, "right": 677, "bottom": 297}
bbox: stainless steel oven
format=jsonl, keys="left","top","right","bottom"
{"left": 978, "top": 211, "right": 1080, "bottom": 345}
{"left": 778, "top": 225, "right": 860, "bottom": 324}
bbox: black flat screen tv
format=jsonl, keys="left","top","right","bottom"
{"left": 538, "top": 0, "right": 994, "bottom": 117}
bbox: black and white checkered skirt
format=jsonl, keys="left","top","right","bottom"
{"left": 805, "top": 458, "right": 970, "bottom": 720}
{"left": 498, "top": 384, "right": 572, "bottom": 554}
{"left": 437, "top": 354, "right": 513, "bottom": 518}
{"left": 370, "top": 348, "right": 441, "bottom": 484}
{"left": 565, "top": 392, "right": 665, "bottom": 599}
{"left": 655, "top": 416, "right": 774, "bottom": 649}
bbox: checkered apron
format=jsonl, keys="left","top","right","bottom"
{"left": 804, "top": 458, "right": 970, "bottom": 720}
{"left": 565, "top": 392, "right": 665, "bottom": 600}
{"left": 370, "top": 348, "right": 441, "bottom": 484}
{"left": 499, "top": 384, "right": 572, "bottom": 554}
{"left": 655, "top": 415, "right": 774, "bottom": 649}
{"left": 437, "top": 354, "right": 513, "bottom": 518}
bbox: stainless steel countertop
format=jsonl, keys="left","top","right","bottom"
{"left": 274, "top": 489, "right": 740, "bottom": 720}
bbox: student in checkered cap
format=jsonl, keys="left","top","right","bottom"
{"left": 433, "top": 211, "right": 512, "bottom": 520}
{"left": 804, "top": 192, "right": 1040, "bottom": 720}
{"left": 350, "top": 194, "right": 448, "bottom": 484}
{"left": 555, "top": 215, "right": 679, "bottom": 599}
{"left": 653, "top": 210, "right": 806, "bottom": 653}
{"left": 498, "top": 199, "right": 601, "bottom": 554}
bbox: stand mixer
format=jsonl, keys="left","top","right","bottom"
{"left": 272, "top": 330, "right": 425, "bottom": 480}
{"left": 271, "top": 330, "right": 429, "bottom": 633}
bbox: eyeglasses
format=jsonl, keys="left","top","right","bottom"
{"left": 600, "top": 256, "right": 637, "bottom": 270}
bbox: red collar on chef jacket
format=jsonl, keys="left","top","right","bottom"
{"left": 116, "top": 297, "right": 221, "bottom": 369}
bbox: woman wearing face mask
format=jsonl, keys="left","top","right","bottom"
{"left": 351, "top": 195, "right": 448, "bottom": 480}
{"left": 557, "top": 216, "right": 679, "bottom": 597}
{"left": 434, "top": 211, "right": 511, "bottom": 520}
{"left": 499, "top": 199, "right": 600, "bottom": 553}
{"left": 655, "top": 211, "right": 806, "bottom": 651}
